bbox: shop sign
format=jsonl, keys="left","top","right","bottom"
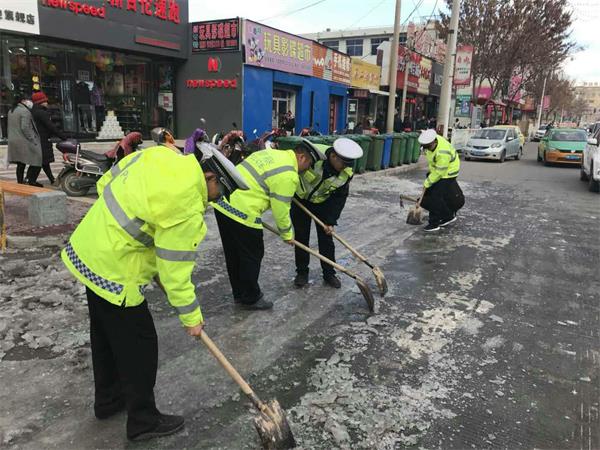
{"left": 158, "top": 92, "right": 173, "bottom": 111}
{"left": 454, "top": 44, "right": 473, "bottom": 86}
{"left": 244, "top": 19, "right": 312, "bottom": 76}
{"left": 429, "top": 61, "right": 443, "bottom": 97}
{"left": 186, "top": 56, "right": 238, "bottom": 89}
{"left": 352, "top": 89, "right": 369, "bottom": 98}
{"left": 0, "top": 0, "right": 39, "bottom": 35}
{"left": 417, "top": 57, "right": 431, "bottom": 95}
{"left": 455, "top": 95, "right": 471, "bottom": 117}
{"left": 350, "top": 59, "right": 381, "bottom": 91}
{"left": 396, "top": 46, "right": 420, "bottom": 93}
{"left": 192, "top": 18, "right": 239, "bottom": 52}
{"left": 41, "top": 0, "right": 181, "bottom": 23}
{"left": 312, "top": 43, "right": 351, "bottom": 85}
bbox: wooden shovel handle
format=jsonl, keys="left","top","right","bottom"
{"left": 263, "top": 222, "right": 352, "bottom": 277}
{"left": 292, "top": 199, "right": 371, "bottom": 267}
{"left": 400, "top": 194, "right": 420, "bottom": 204}
{"left": 198, "top": 331, "right": 264, "bottom": 410}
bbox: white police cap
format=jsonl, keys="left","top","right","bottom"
{"left": 333, "top": 138, "right": 363, "bottom": 161}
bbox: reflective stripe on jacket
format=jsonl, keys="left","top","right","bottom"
{"left": 297, "top": 145, "right": 353, "bottom": 204}
{"left": 212, "top": 149, "right": 299, "bottom": 240}
{"left": 424, "top": 136, "right": 460, "bottom": 188}
{"left": 61, "top": 145, "right": 208, "bottom": 327}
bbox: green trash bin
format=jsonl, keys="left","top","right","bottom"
{"left": 305, "top": 135, "right": 326, "bottom": 145}
{"left": 275, "top": 135, "right": 303, "bottom": 149}
{"left": 390, "top": 133, "right": 403, "bottom": 167}
{"left": 398, "top": 133, "right": 408, "bottom": 166}
{"left": 404, "top": 133, "right": 415, "bottom": 164}
{"left": 367, "top": 135, "right": 385, "bottom": 170}
{"left": 354, "top": 135, "right": 372, "bottom": 173}
{"left": 412, "top": 132, "right": 421, "bottom": 163}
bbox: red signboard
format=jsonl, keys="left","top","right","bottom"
{"left": 192, "top": 18, "right": 240, "bottom": 52}
{"left": 42, "top": 0, "right": 181, "bottom": 23}
{"left": 186, "top": 79, "right": 237, "bottom": 89}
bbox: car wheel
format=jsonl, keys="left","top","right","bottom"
{"left": 515, "top": 147, "right": 522, "bottom": 160}
{"left": 543, "top": 151, "right": 550, "bottom": 166}
{"left": 465, "top": 156, "right": 471, "bottom": 161}
{"left": 580, "top": 165, "right": 589, "bottom": 181}
{"left": 589, "top": 163, "right": 600, "bottom": 192}
{"left": 499, "top": 150, "right": 505, "bottom": 163}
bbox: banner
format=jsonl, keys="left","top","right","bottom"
{"left": 350, "top": 59, "right": 381, "bottom": 91}
{"left": 244, "top": 19, "right": 312, "bottom": 76}
{"left": 454, "top": 44, "right": 473, "bottom": 86}
{"left": 0, "top": 0, "right": 39, "bottom": 35}
{"left": 417, "top": 57, "right": 432, "bottom": 95}
{"left": 192, "top": 18, "right": 239, "bottom": 52}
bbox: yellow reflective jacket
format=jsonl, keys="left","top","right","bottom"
{"left": 424, "top": 136, "right": 460, "bottom": 188}
{"left": 61, "top": 145, "right": 207, "bottom": 327}
{"left": 212, "top": 149, "right": 299, "bottom": 240}
{"left": 297, "top": 145, "right": 353, "bottom": 203}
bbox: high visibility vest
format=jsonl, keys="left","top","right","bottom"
{"left": 424, "top": 136, "right": 460, "bottom": 188}
{"left": 297, "top": 147, "right": 353, "bottom": 204}
{"left": 212, "top": 149, "right": 299, "bottom": 240}
{"left": 61, "top": 145, "right": 208, "bottom": 327}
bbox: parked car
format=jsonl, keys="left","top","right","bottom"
{"left": 463, "top": 127, "right": 522, "bottom": 162}
{"left": 537, "top": 128, "right": 588, "bottom": 166}
{"left": 580, "top": 129, "right": 600, "bottom": 192}
{"left": 533, "top": 125, "right": 548, "bottom": 142}
{"left": 493, "top": 125, "right": 525, "bottom": 146}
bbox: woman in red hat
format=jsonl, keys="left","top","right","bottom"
{"left": 31, "top": 91, "right": 67, "bottom": 185}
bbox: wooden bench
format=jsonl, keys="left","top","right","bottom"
{"left": 0, "top": 180, "right": 68, "bottom": 233}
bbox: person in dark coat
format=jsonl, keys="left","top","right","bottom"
{"left": 7, "top": 93, "right": 42, "bottom": 186}
{"left": 30, "top": 92, "right": 67, "bottom": 185}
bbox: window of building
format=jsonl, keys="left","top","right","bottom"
{"left": 322, "top": 40, "right": 339, "bottom": 51}
{"left": 346, "top": 39, "right": 363, "bottom": 56}
{"left": 370, "top": 37, "right": 387, "bottom": 55}
{"left": 399, "top": 33, "right": 407, "bottom": 45}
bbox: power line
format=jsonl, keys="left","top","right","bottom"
{"left": 259, "top": 0, "right": 329, "bottom": 22}
{"left": 346, "top": 0, "right": 388, "bottom": 30}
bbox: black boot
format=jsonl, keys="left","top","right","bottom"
{"left": 294, "top": 272, "right": 308, "bottom": 288}
{"left": 128, "top": 414, "right": 185, "bottom": 442}
{"left": 324, "top": 274, "right": 341, "bottom": 289}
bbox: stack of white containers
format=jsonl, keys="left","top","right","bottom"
{"left": 97, "top": 111, "right": 125, "bottom": 140}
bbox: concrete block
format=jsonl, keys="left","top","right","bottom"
{"left": 27, "top": 191, "right": 67, "bottom": 227}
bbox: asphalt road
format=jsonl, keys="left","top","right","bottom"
{"left": 0, "top": 142, "right": 598, "bottom": 449}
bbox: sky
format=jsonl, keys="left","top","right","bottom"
{"left": 189, "top": 0, "right": 600, "bottom": 85}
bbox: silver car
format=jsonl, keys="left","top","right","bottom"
{"left": 533, "top": 126, "right": 548, "bottom": 142}
{"left": 463, "top": 128, "right": 522, "bottom": 162}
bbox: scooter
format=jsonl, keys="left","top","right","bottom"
{"left": 298, "top": 126, "right": 322, "bottom": 137}
{"left": 55, "top": 133, "right": 142, "bottom": 197}
{"left": 247, "top": 127, "right": 286, "bottom": 151}
{"left": 211, "top": 123, "right": 248, "bottom": 164}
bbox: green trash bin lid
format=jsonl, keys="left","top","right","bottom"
{"left": 274, "top": 136, "right": 303, "bottom": 148}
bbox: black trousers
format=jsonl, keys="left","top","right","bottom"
{"left": 290, "top": 201, "right": 336, "bottom": 277}
{"left": 214, "top": 210, "right": 264, "bottom": 304}
{"left": 15, "top": 163, "right": 41, "bottom": 184}
{"left": 420, "top": 177, "right": 465, "bottom": 225}
{"left": 86, "top": 288, "right": 161, "bottom": 438}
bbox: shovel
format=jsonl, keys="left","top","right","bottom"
{"left": 292, "top": 199, "right": 387, "bottom": 296}
{"left": 263, "top": 222, "right": 375, "bottom": 312}
{"left": 399, "top": 194, "right": 424, "bottom": 225}
{"left": 198, "top": 330, "right": 296, "bottom": 449}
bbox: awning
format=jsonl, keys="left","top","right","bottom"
{"left": 370, "top": 89, "right": 394, "bottom": 97}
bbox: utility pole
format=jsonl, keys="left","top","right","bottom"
{"left": 386, "top": 0, "right": 401, "bottom": 133}
{"left": 437, "top": 0, "right": 460, "bottom": 138}
{"left": 399, "top": 40, "right": 410, "bottom": 125}
{"left": 536, "top": 75, "right": 548, "bottom": 131}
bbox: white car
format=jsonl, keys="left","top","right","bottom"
{"left": 533, "top": 126, "right": 548, "bottom": 142}
{"left": 463, "top": 128, "right": 522, "bottom": 162}
{"left": 580, "top": 130, "right": 600, "bottom": 192}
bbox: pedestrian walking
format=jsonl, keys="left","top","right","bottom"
{"left": 7, "top": 93, "right": 42, "bottom": 186}
{"left": 417, "top": 129, "right": 464, "bottom": 232}
{"left": 282, "top": 111, "right": 295, "bottom": 135}
{"left": 30, "top": 92, "right": 67, "bottom": 185}
{"left": 213, "top": 141, "right": 323, "bottom": 310}
{"left": 292, "top": 138, "right": 363, "bottom": 289}
{"left": 61, "top": 129, "right": 248, "bottom": 442}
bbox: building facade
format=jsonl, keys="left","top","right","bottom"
{"left": 574, "top": 82, "right": 600, "bottom": 124}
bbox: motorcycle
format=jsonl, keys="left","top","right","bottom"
{"left": 247, "top": 127, "right": 287, "bottom": 151}
{"left": 211, "top": 123, "right": 248, "bottom": 164}
{"left": 56, "top": 132, "right": 143, "bottom": 197}
{"left": 298, "top": 126, "right": 322, "bottom": 137}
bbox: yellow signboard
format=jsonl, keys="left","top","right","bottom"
{"left": 350, "top": 58, "right": 381, "bottom": 91}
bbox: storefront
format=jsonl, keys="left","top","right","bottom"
{"left": 0, "top": 0, "right": 188, "bottom": 141}
{"left": 347, "top": 58, "right": 382, "bottom": 131}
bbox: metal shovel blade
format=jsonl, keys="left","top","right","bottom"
{"left": 372, "top": 265, "right": 388, "bottom": 296}
{"left": 355, "top": 276, "right": 375, "bottom": 313}
{"left": 253, "top": 399, "right": 296, "bottom": 449}
{"left": 406, "top": 206, "right": 424, "bottom": 225}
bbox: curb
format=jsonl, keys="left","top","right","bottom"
{"left": 6, "top": 234, "right": 67, "bottom": 250}
{"left": 356, "top": 158, "right": 427, "bottom": 178}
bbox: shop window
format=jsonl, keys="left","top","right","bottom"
{"left": 322, "top": 40, "right": 339, "bottom": 51}
{"left": 370, "top": 37, "right": 387, "bottom": 55}
{"left": 0, "top": 34, "right": 28, "bottom": 141}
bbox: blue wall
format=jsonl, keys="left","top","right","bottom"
{"left": 243, "top": 65, "right": 348, "bottom": 138}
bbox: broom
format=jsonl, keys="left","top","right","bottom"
{"left": 399, "top": 194, "right": 424, "bottom": 225}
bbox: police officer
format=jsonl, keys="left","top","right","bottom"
{"left": 61, "top": 129, "right": 248, "bottom": 442}
{"left": 213, "top": 141, "right": 323, "bottom": 310}
{"left": 292, "top": 138, "right": 363, "bottom": 288}
{"left": 417, "top": 129, "right": 464, "bottom": 232}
